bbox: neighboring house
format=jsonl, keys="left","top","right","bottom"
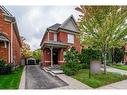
{"left": 40, "top": 15, "right": 81, "bottom": 67}
{"left": 0, "top": 6, "right": 22, "bottom": 65}
{"left": 124, "top": 43, "right": 127, "bottom": 63}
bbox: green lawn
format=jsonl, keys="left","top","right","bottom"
{"left": 72, "top": 69, "right": 127, "bottom": 88}
{"left": 112, "top": 64, "right": 127, "bottom": 71}
{"left": 0, "top": 66, "right": 24, "bottom": 89}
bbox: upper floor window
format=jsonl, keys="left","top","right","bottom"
{"left": 54, "top": 33, "right": 57, "bottom": 41}
{"left": 68, "top": 34, "right": 74, "bottom": 43}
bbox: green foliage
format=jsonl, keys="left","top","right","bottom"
{"left": 112, "top": 64, "right": 127, "bottom": 71}
{"left": 33, "top": 49, "right": 41, "bottom": 64}
{"left": 114, "top": 48, "right": 124, "bottom": 63}
{"left": 0, "top": 59, "right": 13, "bottom": 75}
{"left": 80, "top": 48, "right": 91, "bottom": 64}
{"left": 0, "top": 66, "right": 24, "bottom": 89}
{"left": 62, "top": 60, "right": 81, "bottom": 76}
{"left": 79, "top": 48, "right": 101, "bottom": 68}
{"left": 72, "top": 69, "right": 127, "bottom": 88}
{"left": 64, "top": 47, "right": 79, "bottom": 63}
{"left": 0, "top": 59, "right": 6, "bottom": 67}
{"left": 76, "top": 6, "right": 127, "bottom": 73}
{"left": 62, "top": 47, "right": 80, "bottom": 76}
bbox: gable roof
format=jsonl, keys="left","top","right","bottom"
{"left": 0, "top": 6, "right": 13, "bottom": 17}
{"left": 47, "top": 15, "right": 78, "bottom": 33}
{"left": 48, "top": 23, "right": 61, "bottom": 31}
{"left": 60, "top": 15, "right": 78, "bottom": 32}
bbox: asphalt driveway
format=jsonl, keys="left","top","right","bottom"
{"left": 25, "top": 65, "right": 68, "bottom": 89}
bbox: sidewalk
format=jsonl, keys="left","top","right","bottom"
{"left": 99, "top": 66, "right": 127, "bottom": 89}
{"left": 54, "top": 74, "right": 92, "bottom": 89}
{"left": 101, "top": 66, "right": 127, "bottom": 75}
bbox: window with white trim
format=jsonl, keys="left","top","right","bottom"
{"left": 67, "top": 34, "right": 74, "bottom": 43}
{"left": 54, "top": 33, "right": 57, "bottom": 41}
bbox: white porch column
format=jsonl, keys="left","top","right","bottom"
{"left": 50, "top": 47, "right": 53, "bottom": 66}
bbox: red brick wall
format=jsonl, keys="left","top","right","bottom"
{"left": 49, "top": 32, "right": 54, "bottom": 41}
{"left": 0, "top": 9, "right": 21, "bottom": 64}
{"left": 58, "top": 48, "right": 64, "bottom": 65}
{"left": 58, "top": 31, "right": 81, "bottom": 52}
{"left": 58, "top": 31, "right": 67, "bottom": 43}
{"left": 0, "top": 42, "right": 8, "bottom": 63}
{"left": 41, "top": 32, "right": 48, "bottom": 44}
{"left": 125, "top": 44, "right": 127, "bottom": 51}
{"left": 74, "top": 35, "right": 81, "bottom": 52}
{"left": 13, "top": 30, "right": 21, "bottom": 64}
{"left": 42, "top": 48, "right": 51, "bottom": 66}
{"left": 0, "top": 10, "right": 11, "bottom": 39}
{"left": 0, "top": 10, "right": 11, "bottom": 63}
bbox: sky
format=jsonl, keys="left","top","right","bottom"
{"left": 6, "top": 6, "right": 80, "bottom": 51}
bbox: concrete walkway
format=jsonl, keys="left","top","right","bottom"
{"left": 19, "top": 66, "right": 26, "bottom": 89}
{"left": 101, "top": 66, "right": 127, "bottom": 75}
{"left": 54, "top": 74, "right": 92, "bottom": 89}
{"left": 99, "top": 66, "right": 127, "bottom": 89}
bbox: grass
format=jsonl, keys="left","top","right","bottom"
{"left": 72, "top": 69, "right": 127, "bottom": 88}
{"left": 112, "top": 64, "right": 127, "bottom": 71}
{"left": 0, "top": 66, "right": 24, "bottom": 89}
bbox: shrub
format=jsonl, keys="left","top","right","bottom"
{"left": 63, "top": 47, "right": 81, "bottom": 76}
{"left": 0, "top": 59, "right": 6, "bottom": 67}
{"left": 0, "top": 59, "right": 13, "bottom": 75}
{"left": 62, "top": 60, "right": 80, "bottom": 76}
{"left": 64, "top": 47, "right": 79, "bottom": 63}
{"left": 113, "top": 48, "right": 124, "bottom": 63}
{"left": 79, "top": 48, "right": 101, "bottom": 68}
{"left": 4, "top": 64, "right": 13, "bottom": 74}
{"left": 62, "top": 67, "right": 75, "bottom": 76}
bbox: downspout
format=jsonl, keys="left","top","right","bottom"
{"left": 8, "top": 42, "right": 10, "bottom": 63}
{"left": 11, "top": 21, "right": 16, "bottom": 63}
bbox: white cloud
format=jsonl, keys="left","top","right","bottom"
{"left": 6, "top": 6, "right": 80, "bottom": 51}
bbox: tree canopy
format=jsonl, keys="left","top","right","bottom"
{"left": 76, "top": 6, "right": 127, "bottom": 50}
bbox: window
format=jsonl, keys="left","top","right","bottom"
{"left": 54, "top": 33, "right": 57, "bottom": 41}
{"left": 68, "top": 34, "right": 74, "bottom": 43}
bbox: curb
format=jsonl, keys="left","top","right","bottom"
{"left": 19, "top": 66, "right": 26, "bottom": 89}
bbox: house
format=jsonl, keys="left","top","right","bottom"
{"left": 124, "top": 43, "right": 127, "bottom": 64}
{"left": 40, "top": 15, "right": 81, "bottom": 67}
{"left": 0, "top": 6, "right": 22, "bottom": 65}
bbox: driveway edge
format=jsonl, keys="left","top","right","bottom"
{"left": 19, "top": 66, "right": 26, "bottom": 89}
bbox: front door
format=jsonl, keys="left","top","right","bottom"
{"left": 53, "top": 49, "right": 58, "bottom": 64}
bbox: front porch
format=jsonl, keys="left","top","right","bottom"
{"left": 41, "top": 41, "right": 68, "bottom": 67}
{"left": 0, "top": 32, "right": 10, "bottom": 63}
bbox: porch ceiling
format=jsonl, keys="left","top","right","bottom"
{"left": 42, "top": 41, "right": 68, "bottom": 49}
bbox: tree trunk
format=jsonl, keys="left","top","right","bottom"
{"left": 103, "top": 52, "right": 107, "bottom": 74}
{"left": 112, "top": 47, "right": 115, "bottom": 64}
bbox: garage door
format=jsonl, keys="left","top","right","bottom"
{"left": 28, "top": 60, "right": 35, "bottom": 65}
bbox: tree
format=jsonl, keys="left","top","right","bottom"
{"left": 21, "top": 36, "right": 33, "bottom": 59}
{"left": 33, "top": 49, "right": 41, "bottom": 64}
{"left": 75, "top": 6, "right": 127, "bottom": 74}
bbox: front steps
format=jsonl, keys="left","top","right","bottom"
{"left": 42, "top": 65, "right": 64, "bottom": 76}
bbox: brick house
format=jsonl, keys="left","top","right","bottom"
{"left": 124, "top": 43, "right": 127, "bottom": 63}
{"left": 0, "top": 6, "right": 22, "bottom": 65}
{"left": 40, "top": 15, "right": 81, "bottom": 67}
